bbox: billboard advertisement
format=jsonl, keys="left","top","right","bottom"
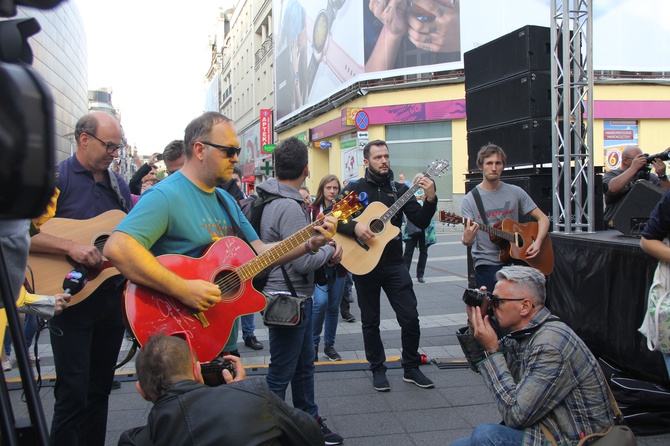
{"left": 274, "top": 0, "right": 670, "bottom": 124}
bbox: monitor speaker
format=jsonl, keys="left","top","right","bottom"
{"left": 612, "top": 180, "right": 664, "bottom": 236}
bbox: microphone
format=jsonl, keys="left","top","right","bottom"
{"left": 62, "top": 269, "right": 88, "bottom": 295}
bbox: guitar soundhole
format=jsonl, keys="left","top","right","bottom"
{"left": 214, "top": 270, "right": 241, "bottom": 298}
{"left": 516, "top": 234, "right": 524, "bottom": 248}
{"left": 369, "top": 218, "right": 384, "bottom": 235}
{"left": 95, "top": 235, "right": 109, "bottom": 255}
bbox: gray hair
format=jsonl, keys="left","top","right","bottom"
{"left": 495, "top": 266, "right": 546, "bottom": 305}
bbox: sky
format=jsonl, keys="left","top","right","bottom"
{"left": 75, "top": 0, "right": 233, "bottom": 156}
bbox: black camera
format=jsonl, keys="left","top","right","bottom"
{"left": 462, "top": 288, "right": 492, "bottom": 307}
{"left": 156, "top": 153, "right": 164, "bottom": 161}
{"left": 200, "top": 358, "right": 236, "bottom": 387}
{"left": 645, "top": 149, "right": 670, "bottom": 164}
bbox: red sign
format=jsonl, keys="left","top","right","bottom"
{"left": 355, "top": 110, "right": 369, "bottom": 131}
{"left": 260, "top": 109, "right": 273, "bottom": 153}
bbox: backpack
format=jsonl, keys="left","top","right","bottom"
{"left": 238, "top": 191, "right": 281, "bottom": 290}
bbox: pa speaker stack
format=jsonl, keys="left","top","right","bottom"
{"left": 464, "top": 25, "right": 552, "bottom": 171}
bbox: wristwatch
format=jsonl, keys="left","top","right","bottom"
{"left": 306, "top": 0, "right": 362, "bottom": 90}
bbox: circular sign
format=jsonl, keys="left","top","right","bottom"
{"left": 606, "top": 148, "right": 622, "bottom": 170}
{"left": 355, "top": 110, "right": 369, "bottom": 131}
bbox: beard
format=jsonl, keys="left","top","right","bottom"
{"left": 368, "top": 164, "right": 390, "bottom": 182}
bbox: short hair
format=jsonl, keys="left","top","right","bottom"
{"left": 136, "top": 333, "right": 194, "bottom": 402}
{"left": 411, "top": 173, "right": 422, "bottom": 184}
{"left": 183, "top": 112, "right": 232, "bottom": 158}
{"left": 476, "top": 143, "right": 507, "bottom": 169}
{"left": 495, "top": 266, "right": 546, "bottom": 305}
{"left": 274, "top": 137, "right": 308, "bottom": 180}
{"left": 74, "top": 113, "right": 99, "bottom": 146}
{"left": 233, "top": 166, "right": 242, "bottom": 178}
{"left": 163, "top": 140, "right": 185, "bottom": 162}
{"left": 363, "top": 139, "right": 387, "bottom": 160}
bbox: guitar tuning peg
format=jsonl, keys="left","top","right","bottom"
{"left": 358, "top": 191, "right": 369, "bottom": 206}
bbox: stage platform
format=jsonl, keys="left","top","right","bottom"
{"left": 548, "top": 229, "right": 669, "bottom": 387}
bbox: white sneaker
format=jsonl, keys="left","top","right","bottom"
{"left": 2, "top": 358, "right": 12, "bottom": 371}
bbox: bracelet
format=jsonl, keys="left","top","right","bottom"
{"left": 304, "top": 241, "right": 318, "bottom": 255}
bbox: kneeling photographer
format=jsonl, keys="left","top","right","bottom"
{"left": 452, "top": 266, "right": 622, "bottom": 446}
{"left": 119, "top": 333, "right": 324, "bottom": 446}
{"left": 603, "top": 145, "right": 670, "bottom": 225}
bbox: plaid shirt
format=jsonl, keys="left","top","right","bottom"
{"left": 478, "top": 307, "right": 615, "bottom": 445}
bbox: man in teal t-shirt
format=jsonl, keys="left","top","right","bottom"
{"left": 104, "top": 112, "right": 337, "bottom": 358}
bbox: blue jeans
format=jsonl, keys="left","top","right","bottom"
{"left": 451, "top": 423, "right": 524, "bottom": 446}
{"left": 266, "top": 298, "right": 318, "bottom": 418}
{"left": 241, "top": 313, "right": 255, "bottom": 339}
{"left": 49, "top": 281, "right": 125, "bottom": 446}
{"left": 312, "top": 265, "right": 345, "bottom": 347}
{"left": 475, "top": 264, "right": 504, "bottom": 292}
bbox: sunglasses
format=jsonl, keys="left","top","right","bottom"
{"left": 487, "top": 294, "right": 526, "bottom": 308}
{"left": 200, "top": 141, "right": 242, "bottom": 158}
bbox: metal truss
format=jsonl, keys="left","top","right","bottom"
{"left": 551, "top": 0, "right": 595, "bottom": 232}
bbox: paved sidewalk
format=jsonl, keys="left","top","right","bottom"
{"left": 4, "top": 231, "right": 670, "bottom": 445}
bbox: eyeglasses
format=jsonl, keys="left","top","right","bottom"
{"left": 85, "top": 132, "right": 124, "bottom": 154}
{"left": 169, "top": 331, "right": 199, "bottom": 376}
{"left": 487, "top": 294, "right": 527, "bottom": 308}
{"left": 200, "top": 141, "right": 241, "bottom": 158}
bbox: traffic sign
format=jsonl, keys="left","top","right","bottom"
{"left": 355, "top": 110, "right": 369, "bottom": 131}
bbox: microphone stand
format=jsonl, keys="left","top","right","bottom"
{"left": 0, "top": 242, "right": 50, "bottom": 446}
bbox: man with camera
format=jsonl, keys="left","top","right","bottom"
{"left": 453, "top": 266, "right": 615, "bottom": 445}
{"left": 119, "top": 333, "right": 324, "bottom": 446}
{"left": 603, "top": 145, "right": 670, "bottom": 223}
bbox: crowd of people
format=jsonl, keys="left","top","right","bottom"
{"left": 0, "top": 108, "right": 642, "bottom": 446}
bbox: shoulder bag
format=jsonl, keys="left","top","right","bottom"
{"left": 261, "top": 266, "right": 307, "bottom": 328}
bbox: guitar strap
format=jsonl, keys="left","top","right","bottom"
{"left": 108, "top": 170, "right": 130, "bottom": 213}
{"left": 215, "top": 189, "right": 256, "bottom": 253}
{"left": 471, "top": 187, "right": 489, "bottom": 226}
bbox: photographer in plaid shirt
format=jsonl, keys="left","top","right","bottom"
{"left": 453, "top": 266, "right": 615, "bottom": 445}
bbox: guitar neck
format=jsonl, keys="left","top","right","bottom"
{"left": 382, "top": 176, "right": 431, "bottom": 223}
{"left": 476, "top": 222, "right": 515, "bottom": 243}
{"left": 235, "top": 218, "right": 322, "bottom": 281}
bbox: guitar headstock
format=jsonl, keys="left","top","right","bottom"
{"left": 425, "top": 159, "right": 450, "bottom": 178}
{"left": 439, "top": 211, "right": 464, "bottom": 225}
{"left": 332, "top": 192, "right": 363, "bottom": 223}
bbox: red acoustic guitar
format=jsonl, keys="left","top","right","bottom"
{"left": 123, "top": 193, "right": 362, "bottom": 361}
{"left": 439, "top": 211, "right": 554, "bottom": 275}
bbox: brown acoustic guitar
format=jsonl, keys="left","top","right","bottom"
{"left": 439, "top": 211, "right": 554, "bottom": 275}
{"left": 27, "top": 210, "right": 126, "bottom": 305}
{"left": 333, "top": 159, "right": 450, "bottom": 275}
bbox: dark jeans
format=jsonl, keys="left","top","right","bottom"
{"left": 266, "top": 298, "right": 318, "bottom": 418}
{"left": 48, "top": 280, "right": 125, "bottom": 446}
{"left": 353, "top": 263, "right": 421, "bottom": 372}
{"left": 475, "top": 264, "right": 504, "bottom": 292}
{"left": 340, "top": 272, "right": 353, "bottom": 315}
{"left": 403, "top": 232, "right": 428, "bottom": 279}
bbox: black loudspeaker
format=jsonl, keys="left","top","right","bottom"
{"left": 466, "top": 71, "right": 551, "bottom": 131}
{"left": 467, "top": 119, "right": 552, "bottom": 170}
{"left": 464, "top": 25, "right": 551, "bottom": 91}
{"left": 612, "top": 180, "right": 664, "bottom": 236}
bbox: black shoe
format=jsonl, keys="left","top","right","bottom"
{"left": 403, "top": 367, "right": 434, "bottom": 388}
{"left": 324, "top": 345, "right": 342, "bottom": 361}
{"left": 417, "top": 277, "right": 425, "bottom": 283}
{"left": 341, "top": 311, "right": 356, "bottom": 322}
{"left": 244, "top": 336, "right": 263, "bottom": 350}
{"left": 111, "top": 380, "right": 121, "bottom": 390}
{"left": 317, "top": 416, "right": 343, "bottom": 445}
{"left": 372, "top": 367, "right": 391, "bottom": 392}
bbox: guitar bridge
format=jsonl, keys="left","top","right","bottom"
{"left": 355, "top": 237, "right": 370, "bottom": 251}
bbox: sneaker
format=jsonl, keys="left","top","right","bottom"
{"left": 111, "top": 380, "right": 121, "bottom": 390}
{"left": 2, "top": 358, "right": 12, "bottom": 372}
{"left": 341, "top": 311, "right": 356, "bottom": 322}
{"left": 317, "top": 416, "right": 343, "bottom": 445}
{"left": 314, "top": 343, "right": 319, "bottom": 363}
{"left": 417, "top": 277, "right": 425, "bottom": 283}
{"left": 244, "top": 335, "right": 264, "bottom": 350}
{"left": 28, "top": 352, "right": 39, "bottom": 363}
{"left": 372, "top": 367, "right": 390, "bottom": 392}
{"left": 403, "top": 367, "right": 434, "bottom": 388}
{"left": 324, "top": 345, "right": 341, "bottom": 361}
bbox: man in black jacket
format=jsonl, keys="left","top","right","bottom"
{"left": 337, "top": 139, "right": 437, "bottom": 391}
{"left": 119, "top": 333, "right": 324, "bottom": 446}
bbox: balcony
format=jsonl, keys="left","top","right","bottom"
{"left": 254, "top": 34, "right": 274, "bottom": 68}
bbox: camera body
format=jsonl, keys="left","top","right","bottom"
{"left": 462, "top": 288, "right": 492, "bottom": 307}
{"left": 156, "top": 153, "right": 164, "bottom": 161}
{"left": 200, "top": 358, "right": 236, "bottom": 387}
{"left": 645, "top": 149, "right": 670, "bottom": 164}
